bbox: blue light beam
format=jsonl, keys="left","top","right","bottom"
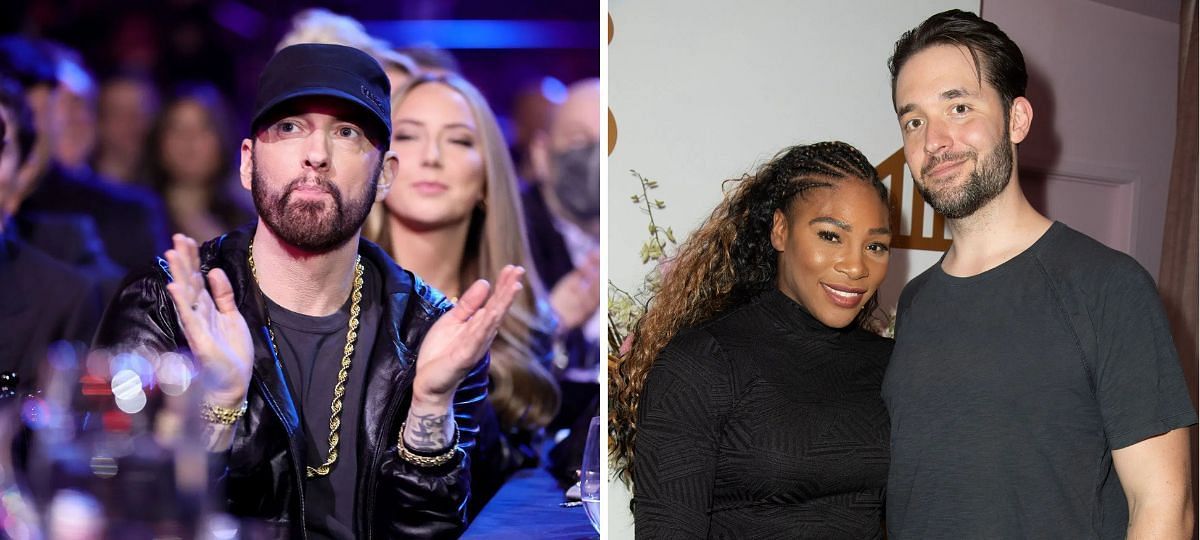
{"left": 363, "top": 20, "right": 598, "bottom": 49}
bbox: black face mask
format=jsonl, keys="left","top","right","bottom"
{"left": 549, "top": 142, "right": 600, "bottom": 224}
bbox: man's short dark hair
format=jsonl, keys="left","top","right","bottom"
{"left": 888, "top": 9, "right": 1027, "bottom": 117}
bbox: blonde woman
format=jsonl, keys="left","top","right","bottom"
{"left": 363, "top": 74, "right": 560, "bottom": 512}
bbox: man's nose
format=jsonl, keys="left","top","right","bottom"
{"left": 304, "top": 132, "right": 331, "bottom": 171}
{"left": 923, "top": 117, "right": 952, "bottom": 156}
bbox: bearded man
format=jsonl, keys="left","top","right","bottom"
{"left": 882, "top": 10, "right": 1195, "bottom": 539}
{"left": 93, "top": 43, "right": 521, "bottom": 539}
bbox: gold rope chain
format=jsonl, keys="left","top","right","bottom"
{"left": 249, "top": 241, "right": 365, "bottom": 478}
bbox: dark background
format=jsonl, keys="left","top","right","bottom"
{"left": 1, "top": 0, "right": 600, "bottom": 143}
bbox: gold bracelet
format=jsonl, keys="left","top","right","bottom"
{"left": 200, "top": 400, "right": 248, "bottom": 425}
{"left": 396, "top": 421, "right": 461, "bottom": 467}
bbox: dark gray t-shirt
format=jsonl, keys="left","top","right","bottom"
{"left": 266, "top": 260, "right": 381, "bottom": 540}
{"left": 882, "top": 222, "right": 1196, "bottom": 539}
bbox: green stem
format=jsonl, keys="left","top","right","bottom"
{"left": 631, "top": 170, "right": 667, "bottom": 253}
{"left": 607, "top": 281, "right": 638, "bottom": 304}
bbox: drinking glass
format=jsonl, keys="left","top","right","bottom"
{"left": 580, "top": 416, "right": 601, "bottom": 533}
{"left": 22, "top": 345, "right": 211, "bottom": 538}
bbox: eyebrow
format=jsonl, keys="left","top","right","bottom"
{"left": 810, "top": 216, "right": 850, "bottom": 230}
{"left": 896, "top": 87, "right": 976, "bottom": 118}
{"left": 809, "top": 216, "right": 891, "bottom": 236}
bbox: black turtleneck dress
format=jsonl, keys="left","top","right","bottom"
{"left": 632, "top": 289, "right": 892, "bottom": 539}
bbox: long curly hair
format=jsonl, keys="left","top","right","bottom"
{"left": 610, "top": 141, "right": 888, "bottom": 484}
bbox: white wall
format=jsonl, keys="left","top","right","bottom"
{"left": 609, "top": 1, "right": 975, "bottom": 301}
{"left": 607, "top": 2, "right": 975, "bottom": 537}
{"left": 983, "top": 0, "right": 1179, "bottom": 277}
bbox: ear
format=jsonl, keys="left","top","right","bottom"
{"left": 239, "top": 138, "right": 254, "bottom": 191}
{"left": 770, "top": 208, "right": 789, "bottom": 252}
{"left": 375, "top": 150, "right": 398, "bottom": 203}
{"left": 1009, "top": 96, "right": 1033, "bottom": 144}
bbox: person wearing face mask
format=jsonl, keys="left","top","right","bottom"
{"left": 611, "top": 141, "right": 894, "bottom": 539}
{"left": 538, "top": 140, "right": 600, "bottom": 376}
{"left": 522, "top": 81, "right": 601, "bottom": 481}
{"left": 360, "top": 73, "right": 560, "bottom": 515}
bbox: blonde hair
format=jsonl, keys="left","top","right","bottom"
{"left": 276, "top": 8, "right": 419, "bottom": 77}
{"left": 364, "top": 74, "right": 561, "bottom": 431}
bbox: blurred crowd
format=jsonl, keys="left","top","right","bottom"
{"left": 0, "top": 6, "right": 599, "bottom": 533}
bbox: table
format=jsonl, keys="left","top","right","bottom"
{"left": 462, "top": 467, "right": 597, "bottom": 539}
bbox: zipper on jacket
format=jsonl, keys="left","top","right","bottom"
{"left": 252, "top": 358, "right": 309, "bottom": 540}
{"left": 361, "top": 372, "right": 410, "bottom": 540}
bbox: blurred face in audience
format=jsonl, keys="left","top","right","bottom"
{"left": 535, "top": 79, "right": 601, "bottom": 236}
{"left": 387, "top": 82, "right": 485, "bottom": 231}
{"left": 159, "top": 98, "right": 222, "bottom": 186}
{"left": 53, "top": 85, "right": 96, "bottom": 170}
{"left": 13, "top": 83, "right": 58, "bottom": 199}
{"left": 98, "top": 79, "right": 157, "bottom": 163}
{"left": 24, "top": 84, "right": 59, "bottom": 144}
{"left": 549, "top": 80, "right": 600, "bottom": 154}
{"left": 0, "top": 105, "right": 19, "bottom": 214}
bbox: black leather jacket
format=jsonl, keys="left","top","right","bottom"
{"left": 93, "top": 227, "right": 487, "bottom": 539}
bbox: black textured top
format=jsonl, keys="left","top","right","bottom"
{"left": 633, "top": 289, "right": 892, "bottom": 539}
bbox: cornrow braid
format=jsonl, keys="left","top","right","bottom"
{"left": 611, "top": 141, "right": 889, "bottom": 487}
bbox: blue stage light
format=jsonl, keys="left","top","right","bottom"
{"left": 363, "top": 20, "right": 598, "bottom": 49}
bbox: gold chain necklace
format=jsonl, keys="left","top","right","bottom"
{"left": 249, "top": 241, "right": 364, "bottom": 478}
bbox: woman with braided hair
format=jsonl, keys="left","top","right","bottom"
{"left": 612, "top": 141, "right": 894, "bottom": 538}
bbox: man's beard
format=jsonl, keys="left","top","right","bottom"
{"left": 251, "top": 156, "right": 380, "bottom": 253}
{"left": 915, "top": 129, "right": 1013, "bottom": 219}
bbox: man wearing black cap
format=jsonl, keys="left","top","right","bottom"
{"left": 94, "top": 43, "right": 517, "bottom": 539}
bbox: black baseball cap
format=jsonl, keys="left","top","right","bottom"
{"left": 251, "top": 43, "right": 391, "bottom": 142}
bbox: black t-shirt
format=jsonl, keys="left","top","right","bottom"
{"left": 882, "top": 222, "right": 1197, "bottom": 539}
{"left": 265, "top": 260, "right": 382, "bottom": 540}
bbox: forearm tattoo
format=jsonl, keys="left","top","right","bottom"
{"left": 405, "top": 413, "right": 452, "bottom": 451}
{"left": 201, "top": 423, "right": 235, "bottom": 452}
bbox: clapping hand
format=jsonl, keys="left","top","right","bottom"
{"left": 550, "top": 249, "right": 601, "bottom": 333}
{"left": 163, "top": 234, "right": 254, "bottom": 407}
{"left": 412, "top": 265, "right": 525, "bottom": 408}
